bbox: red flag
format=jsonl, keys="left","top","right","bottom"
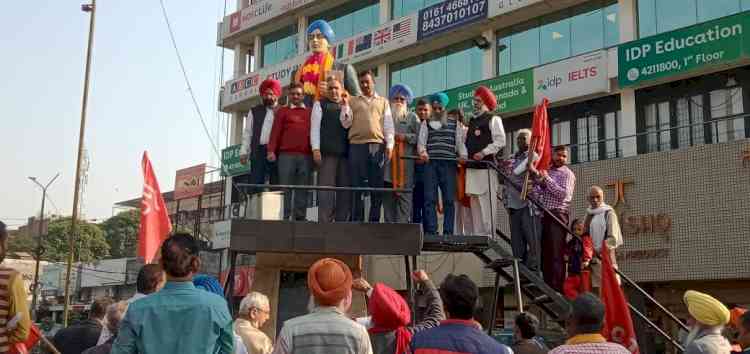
{"left": 530, "top": 98, "right": 551, "bottom": 171}
{"left": 138, "top": 151, "right": 172, "bottom": 264}
{"left": 600, "top": 244, "right": 640, "bottom": 353}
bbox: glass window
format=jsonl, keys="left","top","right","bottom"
{"left": 497, "top": 1, "right": 618, "bottom": 76}
{"left": 261, "top": 25, "right": 298, "bottom": 67}
{"left": 642, "top": 101, "right": 671, "bottom": 153}
{"left": 572, "top": 8, "right": 604, "bottom": 56}
{"left": 710, "top": 86, "right": 745, "bottom": 142}
{"left": 540, "top": 18, "right": 571, "bottom": 63}
{"left": 576, "top": 116, "right": 600, "bottom": 163}
{"left": 639, "top": 0, "right": 748, "bottom": 37}
{"left": 552, "top": 121, "right": 571, "bottom": 146}
{"left": 604, "top": 111, "right": 620, "bottom": 158}
{"left": 391, "top": 45, "right": 483, "bottom": 98}
{"left": 312, "top": 0, "right": 380, "bottom": 42}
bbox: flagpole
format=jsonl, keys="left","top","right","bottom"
{"left": 520, "top": 137, "right": 538, "bottom": 200}
{"left": 63, "top": 0, "right": 96, "bottom": 327}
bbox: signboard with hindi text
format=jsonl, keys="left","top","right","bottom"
{"left": 417, "top": 0, "right": 489, "bottom": 40}
{"left": 174, "top": 164, "right": 206, "bottom": 200}
{"left": 619, "top": 11, "right": 750, "bottom": 87}
{"left": 221, "top": 144, "right": 248, "bottom": 177}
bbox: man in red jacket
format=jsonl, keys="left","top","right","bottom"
{"left": 268, "top": 83, "right": 313, "bottom": 221}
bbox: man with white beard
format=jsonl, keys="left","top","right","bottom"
{"left": 682, "top": 290, "right": 732, "bottom": 354}
{"left": 382, "top": 84, "right": 420, "bottom": 223}
{"left": 584, "top": 185, "right": 623, "bottom": 292}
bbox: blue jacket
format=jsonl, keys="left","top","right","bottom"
{"left": 410, "top": 319, "right": 513, "bottom": 354}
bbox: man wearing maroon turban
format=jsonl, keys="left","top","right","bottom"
{"left": 353, "top": 270, "right": 444, "bottom": 354}
{"left": 238, "top": 79, "right": 282, "bottom": 199}
{"left": 271, "top": 258, "right": 372, "bottom": 354}
{"left": 459, "top": 85, "right": 506, "bottom": 236}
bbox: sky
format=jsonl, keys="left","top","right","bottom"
{"left": 0, "top": 0, "right": 233, "bottom": 228}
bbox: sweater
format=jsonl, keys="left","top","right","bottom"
{"left": 268, "top": 105, "right": 312, "bottom": 155}
{"left": 411, "top": 319, "right": 513, "bottom": 354}
{"left": 348, "top": 95, "right": 389, "bottom": 145}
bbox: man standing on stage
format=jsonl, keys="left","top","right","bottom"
{"left": 238, "top": 79, "right": 281, "bottom": 199}
{"left": 268, "top": 83, "right": 313, "bottom": 221}
{"left": 461, "top": 86, "right": 506, "bottom": 236}
{"left": 311, "top": 76, "right": 351, "bottom": 222}
{"left": 341, "top": 70, "right": 394, "bottom": 222}
{"left": 418, "top": 93, "right": 466, "bottom": 235}
{"left": 412, "top": 99, "right": 431, "bottom": 226}
{"left": 383, "top": 84, "right": 420, "bottom": 223}
{"left": 529, "top": 145, "right": 576, "bottom": 292}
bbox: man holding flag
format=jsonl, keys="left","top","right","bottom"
{"left": 138, "top": 152, "right": 172, "bottom": 264}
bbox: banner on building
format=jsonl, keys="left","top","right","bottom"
{"left": 619, "top": 11, "right": 750, "bottom": 87}
{"left": 488, "top": 0, "right": 543, "bottom": 18}
{"left": 174, "top": 164, "right": 207, "bottom": 200}
{"left": 223, "top": 0, "right": 314, "bottom": 38}
{"left": 418, "top": 0, "right": 489, "bottom": 40}
{"left": 441, "top": 68, "right": 533, "bottom": 114}
{"left": 533, "top": 50, "right": 609, "bottom": 104}
{"left": 221, "top": 144, "right": 248, "bottom": 177}
{"left": 224, "top": 57, "right": 304, "bottom": 108}
{"left": 335, "top": 14, "right": 419, "bottom": 64}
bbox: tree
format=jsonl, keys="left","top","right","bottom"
{"left": 101, "top": 210, "right": 140, "bottom": 258}
{"left": 43, "top": 217, "right": 109, "bottom": 263}
{"left": 7, "top": 230, "right": 36, "bottom": 255}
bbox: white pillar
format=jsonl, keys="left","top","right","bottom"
{"left": 482, "top": 29, "right": 497, "bottom": 80}
{"left": 379, "top": 0, "right": 391, "bottom": 24}
{"left": 239, "top": 0, "right": 249, "bottom": 10}
{"left": 377, "top": 63, "right": 389, "bottom": 95}
{"left": 298, "top": 16, "right": 308, "bottom": 55}
{"left": 618, "top": 0, "right": 638, "bottom": 157}
{"left": 228, "top": 42, "right": 250, "bottom": 207}
{"left": 253, "top": 35, "right": 262, "bottom": 69}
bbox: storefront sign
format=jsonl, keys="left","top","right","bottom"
{"left": 211, "top": 220, "right": 231, "bottom": 250}
{"left": 224, "top": 57, "right": 304, "bottom": 108}
{"left": 619, "top": 11, "right": 750, "bottom": 87}
{"left": 221, "top": 144, "right": 248, "bottom": 177}
{"left": 417, "top": 0, "right": 489, "bottom": 40}
{"left": 488, "top": 0, "right": 542, "bottom": 18}
{"left": 174, "top": 164, "right": 206, "bottom": 200}
{"left": 533, "top": 50, "right": 609, "bottom": 104}
{"left": 223, "top": 0, "right": 313, "bottom": 38}
{"left": 443, "top": 68, "right": 533, "bottom": 114}
{"left": 335, "top": 14, "right": 418, "bottom": 64}
{"left": 619, "top": 248, "right": 670, "bottom": 261}
{"left": 621, "top": 213, "right": 673, "bottom": 235}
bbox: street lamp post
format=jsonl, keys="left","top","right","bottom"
{"left": 28, "top": 173, "right": 60, "bottom": 320}
{"left": 63, "top": 0, "right": 96, "bottom": 327}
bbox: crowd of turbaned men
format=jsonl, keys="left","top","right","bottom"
{"left": 0, "top": 222, "right": 748, "bottom": 354}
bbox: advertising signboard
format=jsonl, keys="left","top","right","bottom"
{"left": 335, "top": 14, "right": 418, "bottom": 64}
{"left": 488, "top": 0, "right": 543, "bottom": 18}
{"left": 221, "top": 144, "right": 248, "bottom": 177}
{"left": 418, "top": 0, "right": 489, "bottom": 40}
{"left": 174, "top": 164, "right": 207, "bottom": 200}
{"left": 533, "top": 50, "right": 609, "bottom": 104}
{"left": 223, "top": 0, "right": 314, "bottom": 38}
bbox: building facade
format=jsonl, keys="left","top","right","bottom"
{"left": 216, "top": 0, "right": 750, "bottom": 350}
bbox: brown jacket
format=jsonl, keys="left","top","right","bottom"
{"left": 513, "top": 338, "right": 549, "bottom": 354}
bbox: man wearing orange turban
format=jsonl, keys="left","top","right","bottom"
{"left": 272, "top": 258, "right": 373, "bottom": 354}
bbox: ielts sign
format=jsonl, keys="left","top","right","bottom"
{"left": 533, "top": 50, "right": 609, "bottom": 104}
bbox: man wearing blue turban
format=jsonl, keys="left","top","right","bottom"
{"left": 382, "top": 84, "right": 420, "bottom": 223}
{"left": 293, "top": 20, "right": 360, "bottom": 105}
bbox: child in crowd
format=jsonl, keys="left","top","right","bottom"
{"left": 563, "top": 219, "right": 593, "bottom": 300}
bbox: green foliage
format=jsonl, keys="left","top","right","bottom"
{"left": 43, "top": 217, "right": 109, "bottom": 263}
{"left": 7, "top": 230, "right": 36, "bottom": 256}
{"left": 101, "top": 210, "right": 140, "bottom": 259}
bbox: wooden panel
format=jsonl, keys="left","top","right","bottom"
{"left": 229, "top": 220, "right": 423, "bottom": 255}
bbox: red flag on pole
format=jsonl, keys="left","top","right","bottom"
{"left": 530, "top": 98, "right": 551, "bottom": 171}
{"left": 600, "top": 244, "right": 640, "bottom": 353}
{"left": 138, "top": 151, "right": 172, "bottom": 264}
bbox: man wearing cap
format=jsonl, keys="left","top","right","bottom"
{"left": 271, "top": 258, "right": 373, "bottom": 354}
{"left": 460, "top": 86, "right": 506, "bottom": 236}
{"left": 294, "top": 20, "right": 361, "bottom": 106}
{"left": 238, "top": 79, "right": 281, "bottom": 199}
{"left": 683, "top": 290, "right": 732, "bottom": 354}
{"left": 311, "top": 76, "right": 352, "bottom": 222}
{"left": 341, "top": 70, "right": 395, "bottom": 222}
{"left": 418, "top": 92, "right": 466, "bottom": 235}
{"left": 382, "top": 84, "right": 420, "bottom": 223}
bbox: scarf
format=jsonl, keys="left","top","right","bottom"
{"left": 586, "top": 204, "right": 622, "bottom": 251}
{"left": 295, "top": 51, "right": 335, "bottom": 100}
{"left": 456, "top": 164, "right": 471, "bottom": 208}
{"left": 391, "top": 138, "right": 407, "bottom": 191}
{"left": 566, "top": 333, "right": 607, "bottom": 345}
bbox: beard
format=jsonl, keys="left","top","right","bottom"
{"left": 391, "top": 102, "right": 407, "bottom": 120}
{"left": 683, "top": 325, "right": 702, "bottom": 347}
{"left": 263, "top": 98, "right": 276, "bottom": 107}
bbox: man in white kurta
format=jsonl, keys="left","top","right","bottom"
{"left": 460, "top": 86, "right": 506, "bottom": 236}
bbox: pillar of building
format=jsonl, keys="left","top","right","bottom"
{"left": 379, "top": 0, "right": 391, "bottom": 24}
{"left": 297, "top": 15, "right": 308, "bottom": 55}
{"left": 482, "top": 29, "right": 497, "bottom": 80}
{"left": 618, "top": 0, "right": 638, "bottom": 157}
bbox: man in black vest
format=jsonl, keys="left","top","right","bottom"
{"left": 237, "top": 79, "right": 281, "bottom": 201}
{"left": 461, "top": 85, "right": 506, "bottom": 236}
{"left": 311, "top": 76, "right": 351, "bottom": 222}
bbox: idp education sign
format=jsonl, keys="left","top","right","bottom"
{"left": 221, "top": 144, "right": 247, "bottom": 177}
{"left": 619, "top": 11, "right": 750, "bottom": 87}
{"left": 418, "top": 0, "right": 488, "bottom": 40}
